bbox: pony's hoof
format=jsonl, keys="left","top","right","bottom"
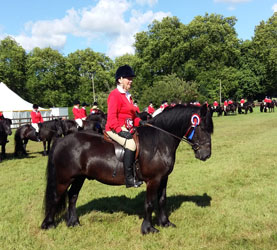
{"left": 162, "top": 221, "right": 176, "bottom": 228}
{"left": 141, "top": 221, "right": 159, "bottom": 234}
{"left": 67, "top": 220, "right": 80, "bottom": 227}
{"left": 141, "top": 226, "right": 159, "bottom": 234}
{"left": 41, "top": 222, "right": 55, "bottom": 230}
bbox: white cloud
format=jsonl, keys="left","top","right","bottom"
{"left": 214, "top": 0, "right": 251, "bottom": 3}
{"left": 107, "top": 10, "right": 170, "bottom": 57}
{"left": 2, "top": 0, "right": 170, "bottom": 58}
{"left": 272, "top": 3, "right": 277, "bottom": 12}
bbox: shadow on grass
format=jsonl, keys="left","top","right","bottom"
{"left": 0, "top": 152, "right": 37, "bottom": 162}
{"left": 76, "top": 191, "right": 212, "bottom": 219}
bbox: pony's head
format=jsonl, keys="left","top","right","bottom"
{"left": 189, "top": 104, "right": 213, "bottom": 161}
{"left": 55, "top": 119, "right": 64, "bottom": 137}
{"left": 1, "top": 118, "right": 12, "bottom": 135}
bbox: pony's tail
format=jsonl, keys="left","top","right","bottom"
{"left": 43, "top": 139, "right": 67, "bottom": 218}
{"left": 14, "top": 128, "right": 24, "bottom": 156}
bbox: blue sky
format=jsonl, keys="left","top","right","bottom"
{"left": 0, "top": 0, "right": 276, "bottom": 58}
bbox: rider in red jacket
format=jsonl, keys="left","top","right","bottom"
{"left": 30, "top": 104, "right": 43, "bottom": 141}
{"left": 147, "top": 101, "right": 155, "bottom": 115}
{"left": 105, "top": 65, "right": 143, "bottom": 188}
{"left": 80, "top": 102, "right": 88, "bottom": 119}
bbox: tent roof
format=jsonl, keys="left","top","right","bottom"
{"left": 0, "top": 82, "right": 49, "bottom": 111}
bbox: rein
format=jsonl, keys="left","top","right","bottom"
{"left": 143, "top": 123, "right": 199, "bottom": 151}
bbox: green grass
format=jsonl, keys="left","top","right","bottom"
{"left": 1, "top": 107, "right": 277, "bottom": 250}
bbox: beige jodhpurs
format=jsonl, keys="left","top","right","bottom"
{"left": 106, "top": 126, "right": 136, "bottom": 151}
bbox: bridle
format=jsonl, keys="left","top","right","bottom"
{"left": 143, "top": 123, "right": 200, "bottom": 151}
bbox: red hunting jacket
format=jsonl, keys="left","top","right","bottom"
{"left": 147, "top": 105, "right": 155, "bottom": 114}
{"left": 80, "top": 107, "right": 87, "bottom": 119}
{"left": 72, "top": 106, "right": 83, "bottom": 120}
{"left": 31, "top": 110, "right": 44, "bottom": 123}
{"left": 105, "top": 88, "right": 140, "bottom": 133}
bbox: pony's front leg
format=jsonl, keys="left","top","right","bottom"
{"left": 66, "top": 177, "right": 85, "bottom": 227}
{"left": 47, "top": 139, "right": 52, "bottom": 155}
{"left": 23, "top": 139, "right": 28, "bottom": 155}
{"left": 141, "top": 180, "right": 160, "bottom": 234}
{"left": 157, "top": 176, "right": 176, "bottom": 228}
{"left": 41, "top": 204, "right": 58, "bottom": 229}
{"left": 1, "top": 142, "right": 6, "bottom": 158}
{"left": 42, "top": 141, "right": 47, "bottom": 156}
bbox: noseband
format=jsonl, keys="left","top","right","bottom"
{"left": 143, "top": 123, "right": 200, "bottom": 151}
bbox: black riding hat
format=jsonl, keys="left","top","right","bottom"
{"left": 33, "top": 104, "right": 39, "bottom": 109}
{"left": 82, "top": 102, "right": 89, "bottom": 107}
{"left": 115, "top": 65, "right": 135, "bottom": 80}
{"left": 73, "top": 100, "right": 80, "bottom": 105}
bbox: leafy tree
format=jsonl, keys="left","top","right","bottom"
{"left": 134, "top": 14, "right": 241, "bottom": 101}
{"left": 26, "top": 47, "right": 68, "bottom": 107}
{"left": 140, "top": 74, "right": 201, "bottom": 109}
{"left": 0, "top": 37, "right": 27, "bottom": 98}
{"left": 252, "top": 13, "right": 277, "bottom": 97}
{"left": 236, "top": 40, "right": 265, "bottom": 101}
{"left": 65, "top": 48, "right": 114, "bottom": 106}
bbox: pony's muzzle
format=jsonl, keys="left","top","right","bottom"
{"left": 194, "top": 143, "right": 211, "bottom": 161}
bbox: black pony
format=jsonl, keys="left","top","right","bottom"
{"left": 211, "top": 105, "right": 223, "bottom": 117}
{"left": 60, "top": 119, "right": 78, "bottom": 136}
{"left": 14, "top": 124, "right": 40, "bottom": 157}
{"left": 41, "top": 104, "right": 213, "bottom": 234}
{"left": 14, "top": 120, "right": 63, "bottom": 157}
{"left": 84, "top": 110, "right": 107, "bottom": 133}
{"left": 238, "top": 101, "right": 253, "bottom": 114}
{"left": 136, "top": 111, "right": 152, "bottom": 121}
{"left": 0, "top": 118, "right": 12, "bottom": 162}
{"left": 39, "top": 119, "right": 64, "bottom": 156}
{"left": 224, "top": 103, "right": 237, "bottom": 116}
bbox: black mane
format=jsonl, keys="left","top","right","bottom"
{"left": 149, "top": 104, "right": 213, "bottom": 137}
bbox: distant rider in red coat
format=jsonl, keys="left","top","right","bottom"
{"left": 105, "top": 65, "right": 143, "bottom": 188}
{"left": 90, "top": 102, "right": 100, "bottom": 114}
{"left": 147, "top": 101, "right": 155, "bottom": 115}
{"left": 30, "top": 104, "right": 43, "bottom": 141}
{"left": 80, "top": 102, "right": 88, "bottom": 119}
{"left": 213, "top": 101, "right": 218, "bottom": 108}
{"left": 240, "top": 98, "right": 245, "bottom": 107}
{"left": 72, "top": 100, "right": 85, "bottom": 128}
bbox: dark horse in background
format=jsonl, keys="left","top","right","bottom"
{"left": 41, "top": 104, "right": 213, "bottom": 234}
{"left": 14, "top": 119, "right": 64, "bottom": 157}
{"left": 85, "top": 111, "right": 107, "bottom": 133}
{"left": 39, "top": 119, "right": 64, "bottom": 155}
{"left": 0, "top": 118, "right": 12, "bottom": 162}
{"left": 60, "top": 119, "right": 78, "bottom": 136}
{"left": 224, "top": 103, "right": 237, "bottom": 116}
{"left": 238, "top": 101, "right": 254, "bottom": 114}
{"left": 14, "top": 124, "right": 40, "bottom": 157}
{"left": 136, "top": 111, "right": 152, "bottom": 121}
{"left": 211, "top": 105, "right": 223, "bottom": 117}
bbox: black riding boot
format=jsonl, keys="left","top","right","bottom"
{"left": 124, "top": 149, "right": 143, "bottom": 188}
{"left": 35, "top": 132, "right": 40, "bottom": 142}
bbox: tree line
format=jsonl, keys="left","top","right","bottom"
{"left": 1, "top": 13, "right": 277, "bottom": 111}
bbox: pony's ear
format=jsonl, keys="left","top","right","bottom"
{"left": 200, "top": 104, "right": 207, "bottom": 117}
{"left": 135, "top": 111, "right": 139, "bottom": 117}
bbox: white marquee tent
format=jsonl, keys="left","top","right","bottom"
{"left": 0, "top": 82, "right": 68, "bottom": 128}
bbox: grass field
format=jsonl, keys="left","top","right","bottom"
{"left": 1, "top": 108, "right": 277, "bottom": 250}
